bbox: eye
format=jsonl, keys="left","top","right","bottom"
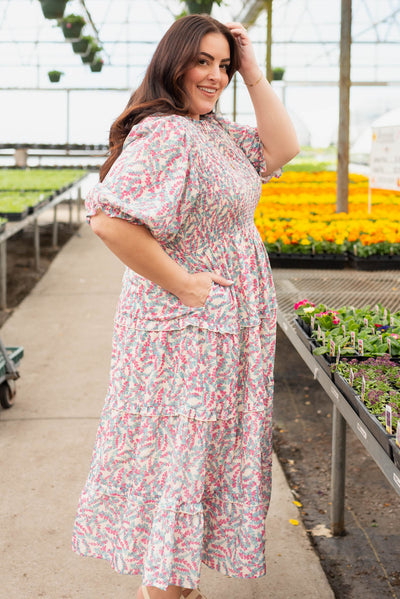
{"left": 220, "top": 64, "right": 230, "bottom": 71}
{"left": 198, "top": 58, "right": 208, "bottom": 65}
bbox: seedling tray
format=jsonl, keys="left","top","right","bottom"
{"left": 389, "top": 439, "right": 400, "bottom": 470}
{"left": 293, "top": 318, "right": 313, "bottom": 352}
{"left": 0, "top": 208, "right": 29, "bottom": 221}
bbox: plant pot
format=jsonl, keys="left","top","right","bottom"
{"left": 273, "top": 68, "right": 285, "bottom": 81}
{"left": 389, "top": 438, "right": 400, "bottom": 470}
{"left": 311, "top": 341, "right": 336, "bottom": 380}
{"left": 268, "top": 253, "right": 347, "bottom": 269}
{"left": 90, "top": 61, "right": 103, "bottom": 72}
{"left": 72, "top": 38, "right": 90, "bottom": 54}
{"left": 61, "top": 21, "right": 84, "bottom": 39}
{"left": 347, "top": 252, "right": 400, "bottom": 271}
{"left": 48, "top": 71, "right": 62, "bottom": 82}
{"left": 81, "top": 50, "right": 96, "bottom": 64}
{"left": 293, "top": 317, "right": 313, "bottom": 352}
{"left": 186, "top": 0, "right": 214, "bottom": 13}
{"left": 39, "top": 0, "right": 68, "bottom": 19}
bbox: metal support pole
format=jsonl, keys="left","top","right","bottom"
{"left": 77, "top": 186, "right": 82, "bottom": 225}
{"left": 331, "top": 405, "right": 347, "bottom": 535}
{"left": 69, "top": 197, "right": 73, "bottom": 229}
{"left": 266, "top": 0, "right": 273, "bottom": 82}
{"left": 34, "top": 218, "right": 40, "bottom": 271}
{"left": 52, "top": 205, "right": 58, "bottom": 248}
{"left": 0, "top": 240, "right": 7, "bottom": 310}
{"left": 336, "top": 0, "right": 352, "bottom": 213}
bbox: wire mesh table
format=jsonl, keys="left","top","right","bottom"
{"left": 273, "top": 267, "right": 400, "bottom": 535}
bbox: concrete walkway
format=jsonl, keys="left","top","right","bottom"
{"left": 0, "top": 222, "right": 334, "bottom": 599}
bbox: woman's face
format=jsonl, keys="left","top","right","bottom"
{"left": 183, "top": 32, "right": 230, "bottom": 120}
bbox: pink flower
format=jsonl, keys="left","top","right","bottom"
{"left": 294, "top": 299, "right": 315, "bottom": 310}
{"left": 391, "top": 333, "right": 399, "bottom": 339}
{"left": 67, "top": 22, "right": 72, "bottom": 28}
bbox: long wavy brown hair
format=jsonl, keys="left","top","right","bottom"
{"left": 100, "top": 14, "right": 240, "bottom": 181}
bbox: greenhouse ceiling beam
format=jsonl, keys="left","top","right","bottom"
{"left": 1, "top": 81, "right": 399, "bottom": 92}
{"left": 234, "top": 0, "right": 267, "bottom": 27}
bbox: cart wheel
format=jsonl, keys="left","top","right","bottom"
{"left": 0, "top": 382, "right": 14, "bottom": 409}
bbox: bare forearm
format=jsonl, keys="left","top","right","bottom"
{"left": 244, "top": 69, "right": 300, "bottom": 173}
{"left": 90, "top": 211, "right": 189, "bottom": 297}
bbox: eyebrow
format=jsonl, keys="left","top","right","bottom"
{"left": 199, "top": 51, "right": 230, "bottom": 63}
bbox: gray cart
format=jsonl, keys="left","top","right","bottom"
{"left": 0, "top": 341, "right": 23, "bottom": 409}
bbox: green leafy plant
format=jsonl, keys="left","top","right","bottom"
{"left": 48, "top": 70, "right": 64, "bottom": 83}
{"left": 272, "top": 67, "right": 285, "bottom": 80}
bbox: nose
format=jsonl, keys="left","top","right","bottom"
{"left": 207, "top": 63, "right": 221, "bottom": 82}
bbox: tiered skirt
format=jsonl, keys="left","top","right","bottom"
{"left": 72, "top": 318, "right": 276, "bottom": 590}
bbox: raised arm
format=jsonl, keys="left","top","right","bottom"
{"left": 226, "top": 22, "right": 300, "bottom": 175}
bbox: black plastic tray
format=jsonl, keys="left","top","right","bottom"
{"left": 269, "top": 253, "right": 347, "bottom": 269}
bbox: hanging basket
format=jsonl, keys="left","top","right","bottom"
{"left": 72, "top": 36, "right": 91, "bottom": 55}
{"left": 48, "top": 70, "right": 63, "bottom": 83}
{"left": 61, "top": 21, "right": 85, "bottom": 39}
{"left": 39, "top": 0, "right": 68, "bottom": 20}
{"left": 81, "top": 50, "right": 97, "bottom": 64}
{"left": 81, "top": 43, "right": 102, "bottom": 64}
{"left": 90, "top": 60, "right": 103, "bottom": 73}
{"left": 272, "top": 67, "right": 285, "bottom": 81}
{"left": 186, "top": 0, "right": 214, "bottom": 13}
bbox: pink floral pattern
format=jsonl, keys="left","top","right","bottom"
{"left": 72, "top": 113, "right": 278, "bottom": 591}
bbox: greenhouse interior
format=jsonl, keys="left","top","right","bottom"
{"left": 0, "top": 1, "right": 400, "bottom": 598}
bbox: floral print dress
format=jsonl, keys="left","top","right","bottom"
{"left": 72, "top": 112, "right": 278, "bottom": 591}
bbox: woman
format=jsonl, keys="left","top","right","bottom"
{"left": 72, "top": 14, "right": 299, "bottom": 599}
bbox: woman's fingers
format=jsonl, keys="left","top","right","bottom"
{"left": 210, "top": 272, "right": 234, "bottom": 287}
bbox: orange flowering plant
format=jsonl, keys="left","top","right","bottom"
{"left": 255, "top": 170, "right": 400, "bottom": 257}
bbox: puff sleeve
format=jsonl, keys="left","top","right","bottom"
{"left": 85, "top": 116, "right": 197, "bottom": 243}
{"left": 214, "top": 114, "right": 282, "bottom": 182}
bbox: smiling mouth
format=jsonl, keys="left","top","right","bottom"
{"left": 198, "top": 87, "right": 217, "bottom": 96}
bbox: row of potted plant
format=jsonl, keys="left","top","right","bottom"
{"left": 0, "top": 169, "right": 87, "bottom": 221}
{"left": 294, "top": 299, "right": 400, "bottom": 464}
{"left": 295, "top": 300, "right": 400, "bottom": 358}
{"left": 0, "top": 169, "right": 87, "bottom": 191}
{"left": 256, "top": 169, "right": 400, "bottom": 269}
{"left": 334, "top": 356, "right": 400, "bottom": 464}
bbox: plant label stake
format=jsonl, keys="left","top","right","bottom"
{"left": 379, "top": 334, "right": 383, "bottom": 343}
{"left": 364, "top": 317, "right": 369, "bottom": 328}
{"left": 385, "top": 405, "right": 392, "bottom": 435}
{"left": 321, "top": 330, "right": 325, "bottom": 345}
{"left": 317, "top": 324, "right": 322, "bottom": 341}
{"left": 351, "top": 331, "right": 356, "bottom": 347}
{"left": 396, "top": 423, "right": 400, "bottom": 448}
{"left": 361, "top": 376, "right": 366, "bottom": 402}
{"left": 384, "top": 307, "right": 388, "bottom": 322}
{"left": 336, "top": 345, "right": 341, "bottom": 364}
{"left": 342, "top": 324, "right": 346, "bottom": 335}
{"left": 330, "top": 339, "right": 335, "bottom": 357}
{"left": 374, "top": 304, "right": 379, "bottom": 313}
{"left": 311, "top": 315, "right": 315, "bottom": 330}
{"left": 388, "top": 337, "right": 391, "bottom": 356}
{"left": 358, "top": 338, "right": 364, "bottom": 356}
{"left": 349, "top": 368, "right": 354, "bottom": 386}
{"left": 390, "top": 316, "right": 394, "bottom": 326}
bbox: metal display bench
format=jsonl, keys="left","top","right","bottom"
{"left": 274, "top": 267, "right": 400, "bottom": 535}
{"left": 0, "top": 173, "right": 91, "bottom": 309}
